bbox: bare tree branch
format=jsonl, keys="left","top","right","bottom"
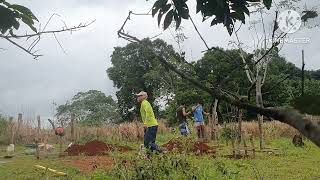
{"left": 0, "top": 19, "right": 95, "bottom": 59}
{"left": 189, "top": 15, "right": 210, "bottom": 50}
{"left": 1, "top": 20, "right": 95, "bottom": 39}
{"left": 234, "top": 30, "right": 254, "bottom": 83}
{"left": 3, "top": 36, "right": 42, "bottom": 59}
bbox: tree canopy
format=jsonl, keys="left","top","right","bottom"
{"left": 107, "top": 39, "right": 179, "bottom": 121}
{"left": 108, "top": 38, "right": 320, "bottom": 124}
{"left": 56, "top": 90, "right": 119, "bottom": 126}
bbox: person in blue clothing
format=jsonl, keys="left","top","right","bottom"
{"left": 192, "top": 100, "right": 209, "bottom": 140}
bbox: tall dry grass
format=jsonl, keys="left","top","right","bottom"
{"left": 0, "top": 115, "right": 170, "bottom": 145}
{"left": 2, "top": 115, "right": 319, "bottom": 145}
{"left": 240, "top": 121, "right": 299, "bottom": 139}
{"left": 71, "top": 120, "right": 170, "bottom": 142}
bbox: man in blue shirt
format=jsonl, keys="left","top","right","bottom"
{"left": 192, "top": 100, "right": 209, "bottom": 140}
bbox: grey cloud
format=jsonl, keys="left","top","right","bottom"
{"left": 1, "top": 0, "right": 319, "bottom": 118}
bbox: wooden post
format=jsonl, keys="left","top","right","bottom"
{"left": 44, "top": 131, "right": 48, "bottom": 158}
{"left": 36, "top": 115, "right": 40, "bottom": 159}
{"left": 243, "top": 132, "right": 248, "bottom": 157}
{"left": 238, "top": 109, "right": 243, "bottom": 143}
{"left": 211, "top": 99, "right": 219, "bottom": 141}
{"left": 250, "top": 135, "right": 255, "bottom": 158}
{"left": 37, "top": 115, "right": 41, "bottom": 139}
{"left": 231, "top": 140, "right": 236, "bottom": 158}
{"left": 16, "top": 113, "right": 22, "bottom": 143}
{"left": 70, "top": 113, "right": 75, "bottom": 141}
{"left": 301, "top": 50, "right": 305, "bottom": 96}
{"left": 9, "top": 117, "right": 14, "bottom": 144}
{"left": 59, "top": 136, "right": 63, "bottom": 156}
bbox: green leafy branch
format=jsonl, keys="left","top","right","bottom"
{"left": 0, "top": 0, "right": 38, "bottom": 35}
{"left": 151, "top": 0, "right": 273, "bottom": 35}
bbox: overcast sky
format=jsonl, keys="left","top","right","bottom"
{"left": 0, "top": 0, "right": 319, "bottom": 120}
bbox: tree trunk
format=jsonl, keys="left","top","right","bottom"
{"left": 211, "top": 99, "right": 219, "bottom": 141}
{"left": 256, "top": 75, "right": 264, "bottom": 150}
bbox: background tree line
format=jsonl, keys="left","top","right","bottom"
{"left": 107, "top": 38, "right": 320, "bottom": 125}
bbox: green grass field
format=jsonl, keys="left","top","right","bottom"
{"left": 0, "top": 134, "right": 319, "bottom": 180}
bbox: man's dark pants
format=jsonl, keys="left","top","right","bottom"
{"left": 144, "top": 125, "right": 161, "bottom": 153}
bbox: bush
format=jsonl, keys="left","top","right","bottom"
{"left": 112, "top": 154, "right": 199, "bottom": 180}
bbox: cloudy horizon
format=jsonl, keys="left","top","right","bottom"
{"left": 0, "top": 0, "right": 319, "bottom": 120}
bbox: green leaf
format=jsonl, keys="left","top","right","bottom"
{"left": 21, "top": 14, "right": 37, "bottom": 32}
{"left": 157, "top": 10, "right": 164, "bottom": 27}
{"left": 244, "top": 7, "right": 250, "bottom": 16}
{"left": 196, "top": 0, "right": 203, "bottom": 13}
{"left": 163, "top": 4, "right": 171, "bottom": 12}
{"left": 152, "top": 6, "right": 160, "bottom": 17}
{"left": 263, "top": 0, "right": 272, "bottom": 10}
{"left": 164, "top": 9, "right": 173, "bottom": 30}
{"left": 174, "top": 12, "right": 181, "bottom": 30}
{"left": 231, "top": 12, "right": 245, "bottom": 24}
{"left": 210, "top": 18, "right": 218, "bottom": 26}
{"left": 9, "top": 4, "right": 38, "bottom": 21}
{"left": 12, "top": 19, "right": 19, "bottom": 29}
{"left": 152, "top": 0, "right": 168, "bottom": 17}
{"left": 152, "top": 0, "right": 162, "bottom": 17}
{"left": 180, "top": 5, "right": 189, "bottom": 19}
{"left": 226, "top": 20, "right": 234, "bottom": 35}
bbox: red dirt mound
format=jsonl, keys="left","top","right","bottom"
{"left": 83, "top": 140, "right": 114, "bottom": 156}
{"left": 193, "top": 141, "right": 216, "bottom": 155}
{"left": 162, "top": 139, "right": 184, "bottom": 153}
{"left": 65, "top": 140, "right": 132, "bottom": 156}
{"left": 62, "top": 156, "right": 114, "bottom": 174}
{"left": 65, "top": 144, "right": 85, "bottom": 156}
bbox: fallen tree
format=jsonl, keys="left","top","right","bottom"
{"left": 117, "top": 11, "right": 320, "bottom": 147}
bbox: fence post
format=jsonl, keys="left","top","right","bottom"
{"left": 71, "top": 114, "right": 75, "bottom": 141}
{"left": 250, "top": 135, "right": 255, "bottom": 158}
{"left": 238, "top": 109, "right": 243, "bottom": 143}
{"left": 9, "top": 117, "right": 14, "bottom": 144}
{"left": 36, "top": 115, "right": 41, "bottom": 159}
{"left": 16, "top": 113, "right": 22, "bottom": 143}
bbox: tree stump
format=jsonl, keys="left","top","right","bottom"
{"left": 292, "top": 134, "right": 304, "bottom": 147}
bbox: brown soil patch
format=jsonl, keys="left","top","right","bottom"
{"left": 162, "top": 138, "right": 184, "bottom": 153}
{"left": 162, "top": 138, "right": 216, "bottom": 156}
{"left": 193, "top": 141, "right": 216, "bottom": 156}
{"left": 62, "top": 156, "right": 114, "bottom": 174}
{"left": 83, "top": 140, "right": 113, "bottom": 156}
{"left": 65, "top": 140, "right": 132, "bottom": 156}
{"left": 65, "top": 144, "right": 85, "bottom": 156}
